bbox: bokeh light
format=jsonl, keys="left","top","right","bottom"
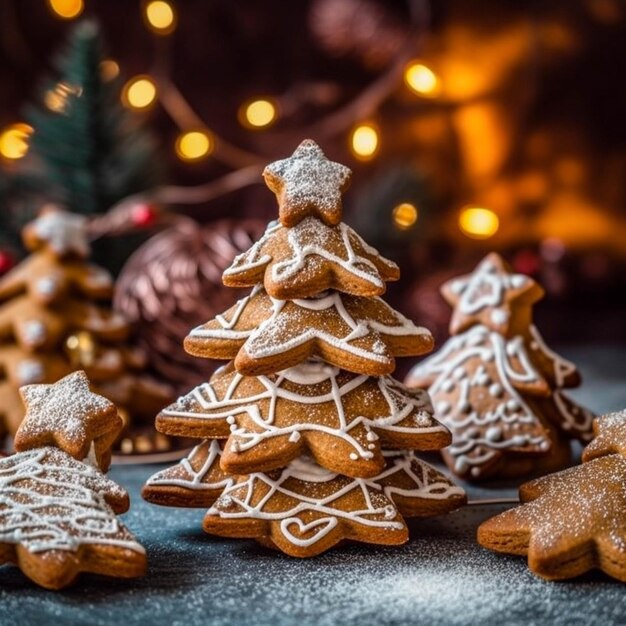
{"left": 47, "top": 0, "right": 84, "bottom": 19}
{"left": 241, "top": 99, "right": 277, "bottom": 129}
{"left": 122, "top": 76, "right": 158, "bottom": 110}
{"left": 175, "top": 130, "right": 214, "bottom": 161}
{"left": 392, "top": 203, "right": 419, "bottom": 230}
{"left": 459, "top": 207, "right": 500, "bottom": 239}
{"left": 0, "top": 123, "right": 34, "bottom": 160}
{"left": 404, "top": 62, "right": 440, "bottom": 97}
{"left": 144, "top": 1, "right": 177, "bottom": 35}
{"left": 100, "top": 59, "right": 120, "bottom": 82}
{"left": 350, "top": 124, "right": 379, "bottom": 160}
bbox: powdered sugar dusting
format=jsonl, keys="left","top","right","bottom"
{"left": 17, "top": 371, "right": 115, "bottom": 446}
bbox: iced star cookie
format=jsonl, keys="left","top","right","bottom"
{"left": 222, "top": 218, "right": 399, "bottom": 299}
{"left": 14, "top": 370, "right": 122, "bottom": 472}
{"left": 0, "top": 372, "right": 146, "bottom": 589}
{"left": 203, "top": 451, "right": 466, "bottom": 557}
{"left": 185, "top": 285, "right": 433, "bottom": 376}
{"left": 155, "top": 362, "right": 450, "bottom": 478}
{"left": 407, "top": 253, "right": 594, "bottom": 481}
{"left": 263, "top": 139, "right": 352, "bottom": 228}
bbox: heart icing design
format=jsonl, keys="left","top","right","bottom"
{"left": 280, "top": 516, "right": 338, "bottom": 547}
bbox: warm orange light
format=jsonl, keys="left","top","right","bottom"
{"left": 144, "top": 1, "right": 177, "bottom": 34}
{"left": 459, "top": 207, "right": 500, "bottom": 239}
{"left": 404, "top": 62, "right": 440, "bottom": 97}
{"left": 122, "top": 76, "right": 157, "bottom": 110}
{"left": 0, "top": 123, "right": 34, "bottom": 160}
{"left": 47, "top": 0, "right": 84, "bottom": 19}
{"left": 241, "top": 99, "right": 277, "bottom": 129}
{"left": 100, "top": 59, "right": 120, "bottom": 82}
{"left": 392, "top": 203, "right": 418, "bottom": 230}
{"left": 350, "top": 124, "right": 379, "bottom": 160}
{"left": 175, "top": 130, "right": 214, "bottom": 161}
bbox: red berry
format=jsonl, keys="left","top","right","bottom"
{"left": 131, "top": 203, "right": 157, "bottom": 227}
{"left": 0, "top": 250, "right": 14, "bottom": 274}
{"left": 513, "top": 249, "right": 540, "bottom": 275}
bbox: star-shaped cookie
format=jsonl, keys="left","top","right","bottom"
{"left": 582, "top": 410, "right": 626, "bottom": 461}
{"left": 23, "top": 207, "right": 90, "bottom": 259}
{"left": 478, "top": 453, "right": 626, "bottom": 581}
{"left": 263, "top": 140, "right": 352, "bottom": 227}
{"left": 155, "top": 362, "right": 450, "bottom": 478}
{"left": 441, "top": 253, "right": 543, "bottom": 336}
{"left": 185, "top": 285, "right": 433, "bottom": 376}
{"left": 223, "top": 218, "right": 399, "bottom": 299}
{"left": 13, "top": 371, "right": 123, "bottom": 471}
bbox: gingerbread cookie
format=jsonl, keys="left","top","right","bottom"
{"left": 0, "top": 208, "right": 174, "bottom": 453}
{"left": 142, "top": 139, "right": 466, "bottom": 557}
{"left": 156, "top": 361, "right": 450, "bottom": 478}
{"left": 478, "top": 410, "right": 626, "bottom": 582}
{"left": 0, "top": 372, "right": 146, "bottom": 588}
{"left": 407, "top": 253, "right": 594, "bottom": 480}
{"left": 204, "top": 451, "right": 465, "bottom": 557}
{"left": 184, "top": 285, "right": 433, "bottom": 376}
{"left": 222, "top": 218, "right": 399, "bottom": 299}
{"left": 142, "top": 440, "right": 234, "bottom": 507}
{"left": 263, "top": 139, "right": 352, "bottom": 228}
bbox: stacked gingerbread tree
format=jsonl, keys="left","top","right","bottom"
{"left": 143, "top": 140, "right": 465, "bottom": 557}
{"left": 406, "top": 253, "right": 595, "bottom": 481}
{"left": 0, "top": 206, "right": 171, "bottom": 451}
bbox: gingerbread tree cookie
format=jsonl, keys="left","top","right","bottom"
{"left": 143, "top": 140, "right": 465, "bottom": 557}
{"left": 478, "top": 409, "right": 626, "bottom": 582}
{"left": 0, "top": 372, "right": 146, "bottom": 589}
{"left": 0, "top": 206, "right": 172, "bottom": 453}
{"left": 406, "top": 253, "right": 594, "bottom": 481}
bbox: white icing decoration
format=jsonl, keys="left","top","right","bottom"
{"left": 451, "top": 256, "right": 529, "bottom": 321}
{"left": 0, "top": 448, "right": 144, "bottom": 554}
{"left": 21, "top": 320, "right": 47, "bottom": 344}
{"left": 409, "top": 325, "right": 550, "bottom": 475}
{"left": 146, "top": 441, "right": 234, "bottom": 492}
{"left": 36, "top": 276, "right": 59, "bottom": 297}
{"left": 16, "top": 359, "right": 45, "bottom": 384}
{"left": 528, "top": 325, "right": 578, "bottom": 387}
{"left": 206, "top": 452, "right": 464, "bottom": 547}
{"left": 280, "top": 516, "right": 338, "bottom": 547}
{"left": 30, "top": 210, "right": 90, "bottom": 257}
{"left": 191, "top": 287, "right": 429, "bottom": 367}
{"left": 223, "top": 217, "right": 397, "bottom": 291}
{"left": 162, "top": 363, "right": 444, "bottom": 462}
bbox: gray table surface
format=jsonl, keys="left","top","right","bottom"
{"left": 1, "top": 345, "right": 625, "bottom": 626}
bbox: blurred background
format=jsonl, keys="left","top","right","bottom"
{"left": 1, "top": 0, "right": 625, "bottom": 382}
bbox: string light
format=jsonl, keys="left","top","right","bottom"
{"left": 100, "top": 59, "right": 120, "bottom": 82}
{"left": 122, "top": 76, "right": 157, "bottom": 110}
{"left": 44, "top": 82, "right": 82, "bottom": 114}
{"left": 0, "top": 123, "right": 33, "bottom": 160}
{"left": 240, "top": 99, "right": 277, "bottom": 129}
{"left": 392, "top": 203, "right": 419, "bottom": 230}
{"left": 144, "top": 1, "right": 177, "bottom": 35}
{"left": 404, "top": 61, "right": 440, "bottom": 97}
{"left": 47, "top": 0, "right": 84, "bottom": 19}
{"left": 459, "top": 207, "right": 500, "bottom": 239}
{"left": 350, "top": 123, "right": 379, "bottom": 160}
{"left": 175, "top": 130, "right": 214, "bottom": 161}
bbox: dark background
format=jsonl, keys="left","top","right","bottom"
{"left": 1, "top": 0, "right": 625, "bottom": 347}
